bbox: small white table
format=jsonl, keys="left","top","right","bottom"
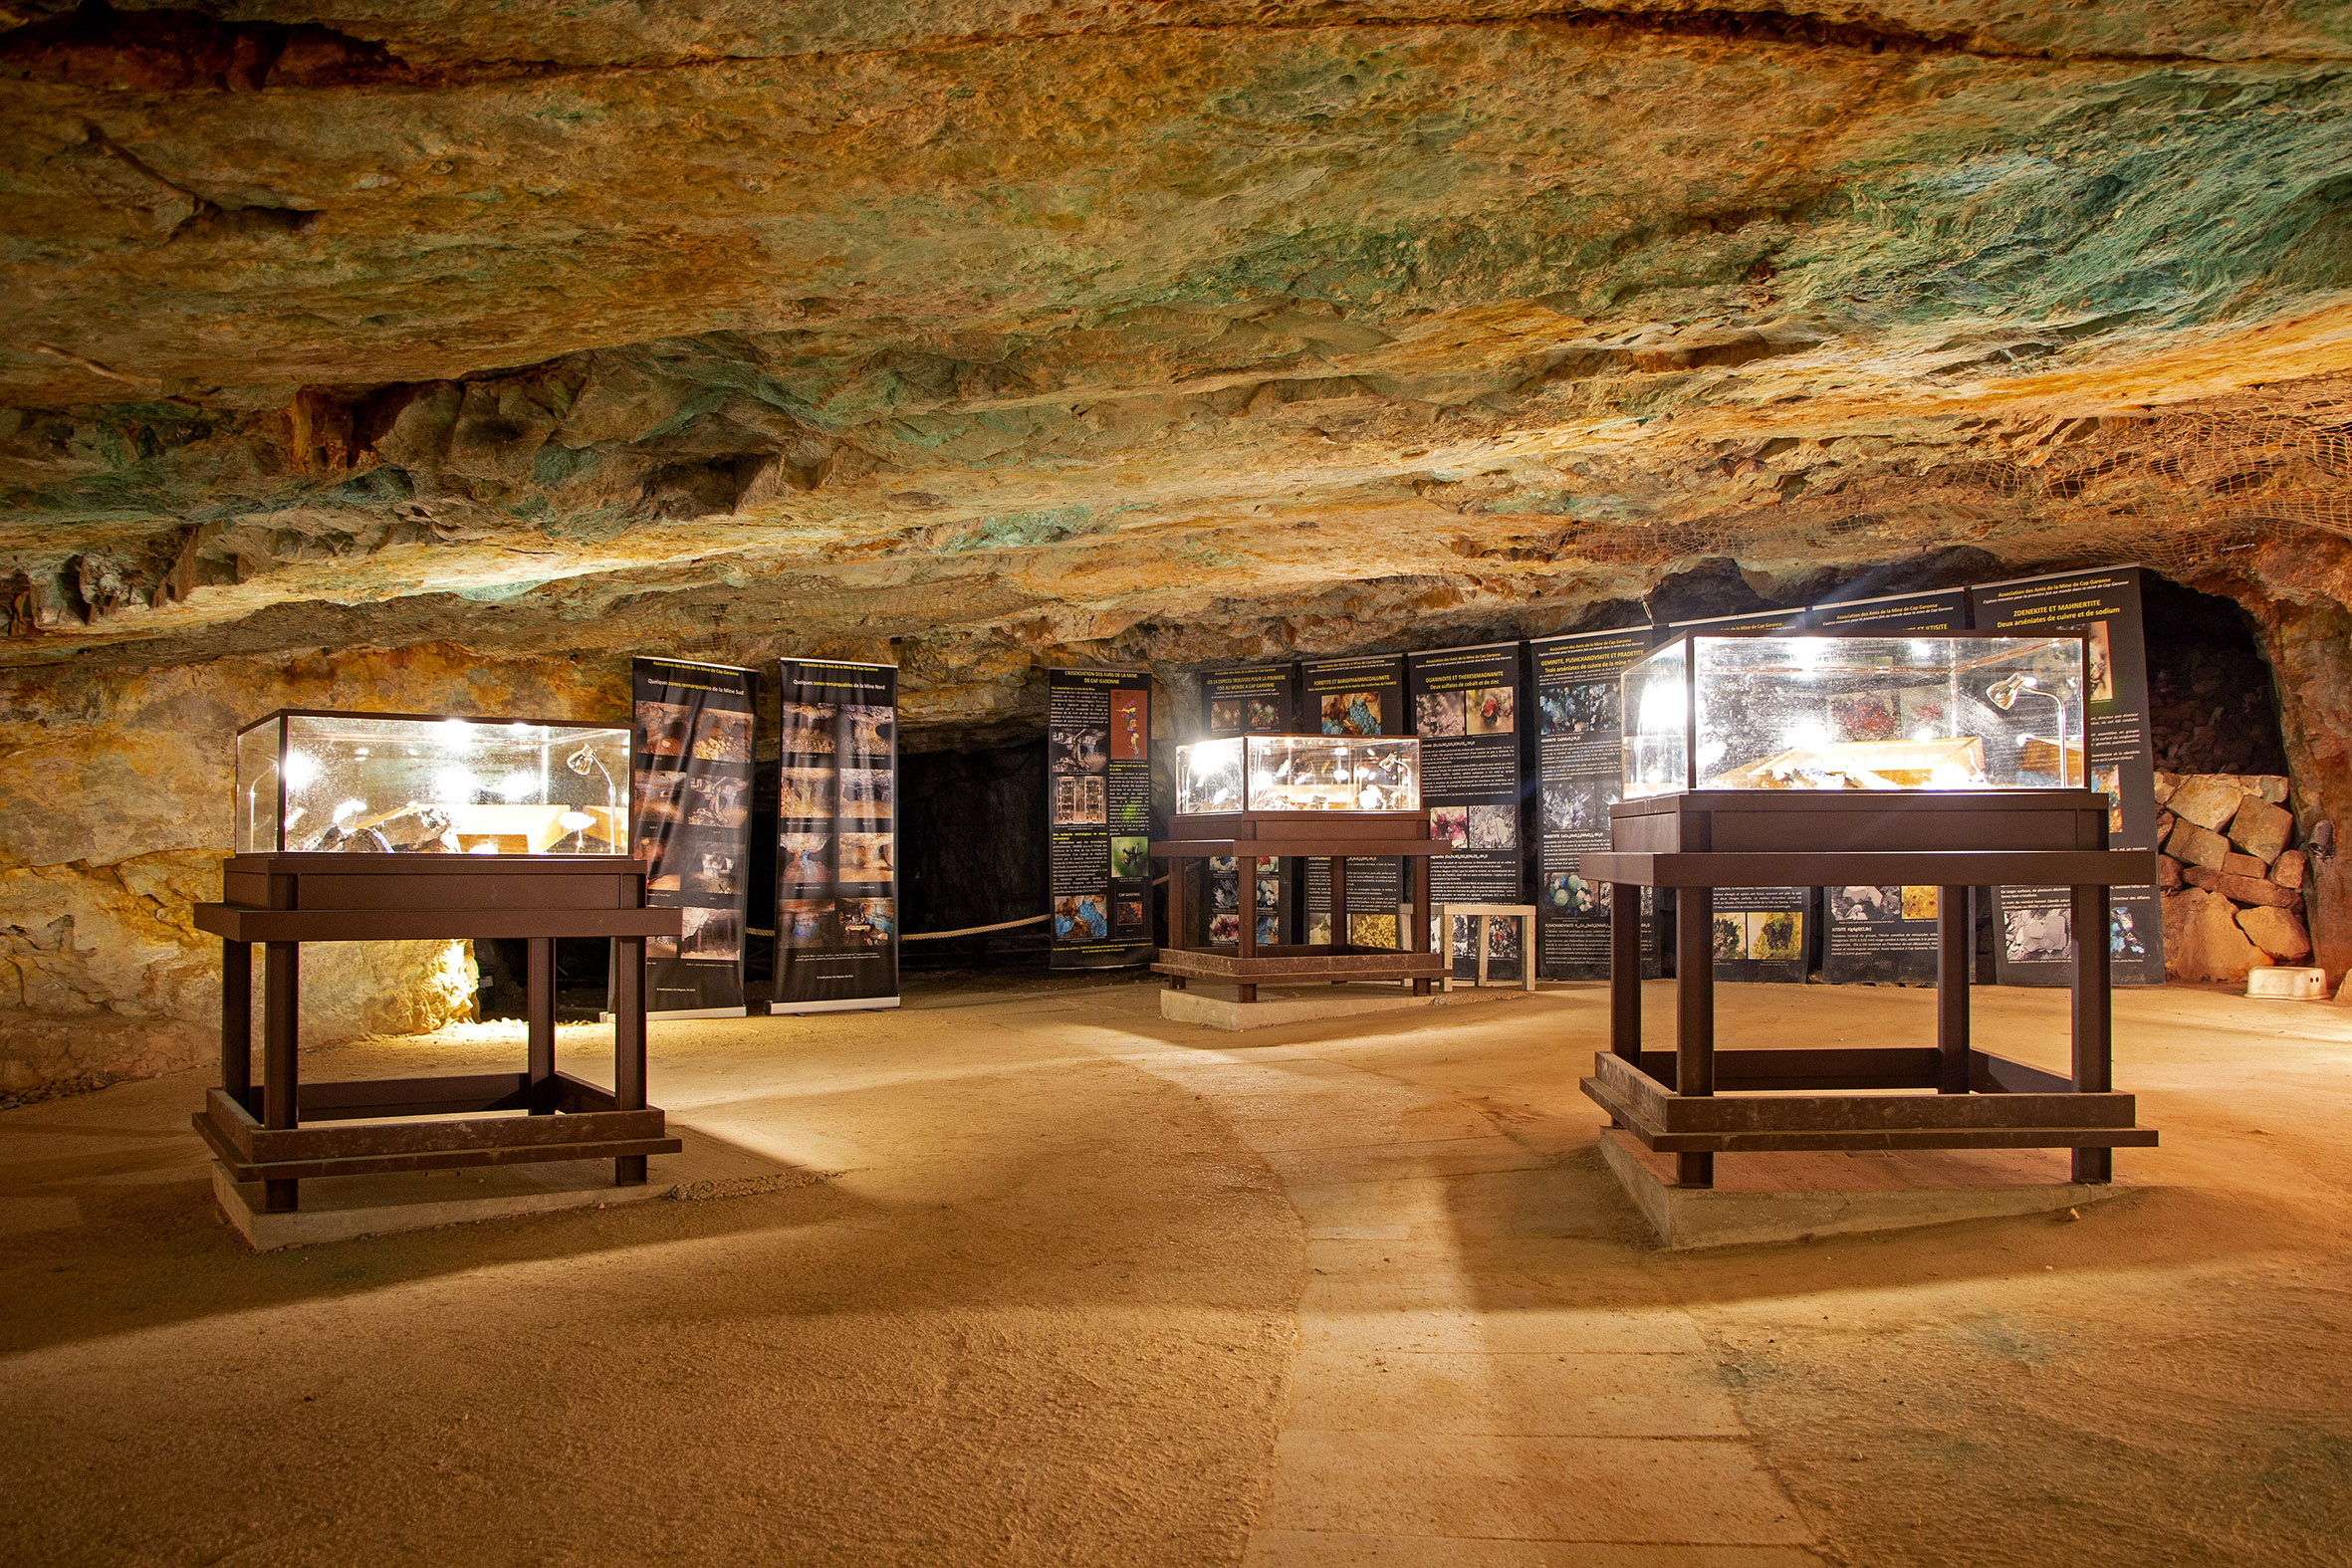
{"left": 1436, "top": 903, "right": 1537, "bottom": 992}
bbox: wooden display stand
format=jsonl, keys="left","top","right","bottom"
{"left": 1437, "top": 903, "right": 1537, "bottom": 992}
{"left": 192, "top": 854, "right": 683, "bottom": 1214}
{"left": 1152, "top": 812, "right": 1450, "bottom": 1001}
{"left": 1578, "top": 790, "right": 2159, "bottom": 1190}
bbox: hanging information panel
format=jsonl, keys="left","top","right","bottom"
{"left": 1409, "top": 642, "right": 1527, "bottom": 978}
{"left": 772, "top": 658, "right": 901, "bottom": 1014}
{"left": 1970, "top": 566, "right": 2165, "bottom": 986}
{"left": 1200, "top": 662, "right": 1298, "bottom": 949}
{"left": 1297, "top": 654, "right": 1407, "bottom": 948}
{"left": 1806, "top": 590, "right": 1970, "bottom": 986}
{"left": 1048, "top": 668, "right": 1156, "bottom": 969}
{"left": 631, "top": 657, "right": 756, "bottom": 1017}
{"left": 1667, "top": 608, "right": 1811, "bottom": 983}
{"left": 1531, "top": 626, "right": 1655, "bottom": 980}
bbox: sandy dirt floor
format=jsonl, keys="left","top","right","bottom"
{"left": 3, "top": 974, "right": 2349, "bottom": 1565}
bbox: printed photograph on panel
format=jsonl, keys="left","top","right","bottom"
{"left": 1544, "top": 780, "right": 1610, "bottom": 833}
{"left": 1109, "top": 835, "right": 1150, "bottom": 880}
{"left": 1829, "top": 885, "right": 1901, "bottom": 923}
{"left": 1486, "top": 916, "right": 1521, "bottom": 964}
{"left": 838, "top": 897, "right": 895, "bottom": 945}
{"left": 1466, "top": 685, "right": 1516, "bottom": 735}
{"left": 836, "top": 832, "right": 894, "bottom": 882}
{"left": 1209, "top": 698, "right": 1244, "bottom": 733}
{"left": 779, "top": 701, "right": 838, "bottom": 756}
{"left": 688, "top": 775, "right": 750, "bottom": 828}
{"left": 1712, "top": 912, "right": 1748, "bottom": 961}
{"left": 1429, "top": 806, "right": 1470, "bottom": 849}
{"left": 636, "top": 770, "right": 689, "bottom": 827}
{"left": 1051, "top": 726, "right": 1108, "bottom": 774}
{"left": 1248, "top": 698, "right": 1283, "bottom": 733}
{"left": 635, "top": 701, "right": 694, "bottom": 758}
{"left": 1207, "top": 857, "right": 1239, "bottom": 914}
{"left": 679, "top": 905, "right": 742, "bottom": 963}
{"left": 1054, "top": 894, "right": 1109, "bottom": 942}
{"left": 1319, "top": 692, "right": 1382, "bottom": 736}
{"left": 780, "top": 767, "right": 833, "bottom": 819}
{"left": 1110, "top": 690, "right": 1146, "bottom": 761}
{"left": 1414, "top": 691, "right": 1465, "bottom": 737}
{"left": 1113, "top": 895, "right": 1147, "bottom": 934}
{"left": 688, "top": 846, "right": 740, "bottom": 896}
{"left": 780, "top": 899, "right": 836, "bottom": 951}
{"left": 634, "top": 830, "right": 672, "bottom": 879}
{"left": 1538, "top": 679, "right": 1620, "bottom": 739}
{"left": 2112, "top": 904, "right": 2148, "bottom": 961}
{"left": 2087, "top": 620, "right": 2115, "bottom": 703}
{"left": 843, "top": 705, "right": 894, "bottom": 760}
{"left": 1748, "top": 910, "right": 1803, "bottom": 963}
{"left": 1901, "top": 886, "right": 1940, "bottom": 920}
{"left": 691, "top": 709, "right": 754, "bottom": 764}
{"left": 2005, "top": 906, "right": 2072, "bottom": 963}
{"left": 2092, "top": 763, "right": 2124, "bottom": 833}
{"left": 1467, "top": 804, "right": 1516, "bottom": 849}
{"left": 1346, "top": 913, "right": 1399, "bottom": 950}
{"left": 780, "top": 832, "right": 831, "bottom": 884}
{"left": 1542, "top": 871, "right": 1604, "bottom": 917}
{"left": 838, "top": 768, "right": 894, "bottom": 820}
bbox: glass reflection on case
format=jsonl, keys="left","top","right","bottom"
{"left": 1173, "top": 735, "right": 1421, "bottom": 813}
{"left": 1621, "top": 634, "right": 2087, "bottom": 798}
{"left": 235, "top": 710, "right": 629, "bottom": 855}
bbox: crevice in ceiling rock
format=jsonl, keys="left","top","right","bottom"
{"left": 0, "top": 2, "right": 423, "bottom": 91}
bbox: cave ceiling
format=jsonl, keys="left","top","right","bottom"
{"left": 3, "top": 0, "right": 2351, "bottom": 738}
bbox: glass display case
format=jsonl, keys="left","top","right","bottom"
{"left": 1622, "top": 633, "right": 2086, "bottom": 797}
{"left": 235, "top": 710, "right": 631, "bottom": 854}
{"left": 1175, "top": 735, "right": 1421, "bottom": 814}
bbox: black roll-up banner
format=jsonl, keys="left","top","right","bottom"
{"left": 1805, "top": 590, "right": 1970, "bottom": 987}
{"left": 1666, "top": 608, "right": 1812, "bottom": 983}
{"left": 1049, "top": 668, "right": 1156, "bottom": 969}
{"left": 774, "top": 659, "right": 901, "bottom": 1013}
{"left": 1297, "top": 654, "right": 1407, "bottom": 948}
{"left": 1408, "top": 642, "right": 1528, "bottom": 979}
{"left": 1200, "top": 662, "right": 1298, "bottom": 949}
{"left": 1532, "top": 625, "right": 1657, "bottom": 980}
{"left": 1969, "top": 566, "right": 2165, "bottom": 986}
{"left": 631, "top": 657, "right": 756, "bottom": 1017}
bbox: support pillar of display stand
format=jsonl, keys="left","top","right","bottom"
{"left": 1580, "top": 790, "right": 2158, "bottom": 1232}
{"left": 192, "top": 855, "right": 682, "bottom": 1230}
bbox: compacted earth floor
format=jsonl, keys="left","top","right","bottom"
{"left": 2, "top": 976, "right": 2349, "bottom": 1566}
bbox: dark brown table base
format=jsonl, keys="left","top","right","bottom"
{"left": 1580, "top": 793, "right": 2159, "bottom": 1191}
{"left": 1152, "top": 812, "right": 1449, "bottom": 1003}
{"left": 194, "top": 854, "right": 682, "bottom": 1214}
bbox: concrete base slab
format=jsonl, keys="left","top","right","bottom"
{"left": 212, "top": 1123, "right": 822, "bottom": 1250}
{"left": 1160, "top": 981, "right": 1523, "bottom": 1032}
{"left": 1599, "top": 1128, "right": 2127, "bottom": 1250}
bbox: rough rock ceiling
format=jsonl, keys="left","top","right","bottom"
{"left": 4, "top": 1, "right": 2351, "bottom": 737}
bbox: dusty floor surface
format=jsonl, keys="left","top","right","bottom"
{"left": 3, "top": 976, "right": 2349, "bottom": 1566}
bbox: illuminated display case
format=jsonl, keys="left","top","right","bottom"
{"left": 1621, "top": 634, "right": 2087, "bottom": 799}
{"left": 235, "top": 710, "right": 630, "bottom": 855}
{"left": 1175, "top": 735, "right": 1421, "bottom": 815}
